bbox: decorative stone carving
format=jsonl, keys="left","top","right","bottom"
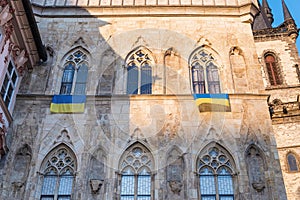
{"left": 90, "top": 179, "right": 104, "bottom": 194}
{"left": 0, "top": 4, "right": 13, "bottom": 26}
{"left": 0, "top": 113, "right": 8, "bottom": 157}
{"left": 229, "top": 46, "right": 248, "bottom": 92}
{"left": 168, "top": 180, "right": 183, "bottom": 195}
{"left": 88, "top": 148, "right": 106, "bottom": 196}
{"left": 166, "top": 147, "right": 184, "bottom": 198}
{"left": 246, "top": 145, "right": 268, "bottom": 194}
{"left": 54, "top": 130, "right": 73, "bottom": 145}
{"left": 157, "top": 113, "right": 180, "bottom": 144}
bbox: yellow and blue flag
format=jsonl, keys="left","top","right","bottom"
{"left": 193, "top": 94, "right": 231, "bottom": 112}
{"left": 50, "top": 95, "right": 86, "bottom": 113}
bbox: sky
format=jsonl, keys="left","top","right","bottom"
{"left": 267, "top": 0, "right": 300, "bottom": 54}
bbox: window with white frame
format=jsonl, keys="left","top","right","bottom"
{"left": 1, "top": 61, "right": 19, "bottom": 110}
{"left": 40, "top": 145, "right": 76, "bottom": 200}
{"left": 197, "top": 144, "right": 235, "bottom": 200}
{"left": 190, "top": 49, "right": 221, "bottom": 94}
{"left": 60, "top": 50, "right": 88, "bottom": 95}
{"left": 119, "top": 143, "right": 153, "bottom": 200}
{"left": 126, "top": 48, "right": 153, "bottom": 95}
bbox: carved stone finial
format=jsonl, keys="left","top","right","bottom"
{"left": 168, "top": 180, "right": 183, "bottom": 195}
{"left": 90, "top": 179, "right": 104, "bottom": 194}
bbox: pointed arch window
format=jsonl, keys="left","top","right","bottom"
{"left": 119, "top": 143, "right": 154, "bottom": 200}
{"left": 190, "top": 49, "right": 221, "bottom": 94}
{"left": 197, "top": 145, "right": 235, "bottom": 200}
{"left": 40, "top": 146, "right": 76, "bottom": 200}
{"left": 264, "top": 54, "right": 282, "bottom": 86}
{"left": 287, "top": 153, "right": 299, "bottom": 172}
{"left": 60, "top": 50, "right": 89, "bottom": 95}
{"left": 126, "top": 48, "right": 153, "bottom": 94}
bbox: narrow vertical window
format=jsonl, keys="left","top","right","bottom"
{"left": 74, "top": 63, "right": 88, "bottom": 95}
{"left": 190, "top": 49, "right": 220, "bottom": 94}
{"left": 119, "top": 143, "right": 153, "bottom": 200}
{"left": 60, "top": 63, "right": 75, "bottom": 95}
{"left": 197, "top": 145, "right": 235, "bottom": 200}
{"left": 126, "top": 48, "right": 153, "bottom": 95}
{"left": 265, "top": 54, "right": 282, "bottom": 86}
{"left": 1, "top": 61, "right": 19, "bottom": 110}
{"left": 287, "top": 153, "right": 299, "bottom": 172}
{"left": 40, "top": 146, "right": 76, "bottom": 200}
{"left": 59, "top": 49, "right": 89, "bottom": 95}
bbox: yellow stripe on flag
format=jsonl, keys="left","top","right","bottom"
{"left": 50, "top": 103, "right": 85, "bottom": 113}
{"left": 195, "top": 98, "right": 230, "bottom": 107}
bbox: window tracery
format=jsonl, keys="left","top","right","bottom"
{"left": 197, "top": 144, "right": 235, "bottom": 200}
{"left": 60, "top": 49, "right": 88, "bottom": 95}
{"left": 126, "top": 48, "right": 153, "bottom": 94}
{"left": 190, "top": 49, "right": 221, "bottom": 94}
{"left": 40, "top": 146, "right": 76, "bottom": 200}
{"left": 119, "top": 143, "right": 153, "bottom": 200}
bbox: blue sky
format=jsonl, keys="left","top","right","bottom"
{"left": 267, "top": 0, "right": 300, "bottom": 54}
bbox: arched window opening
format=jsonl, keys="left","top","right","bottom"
{"left": 126, "top": 48, "right": 153, "bottom": 95}
{"left": 40, "top": 146, "right": 76, "bottom": 200}
{"left": 119, "top": 143, "right": 154, "bottom": 200}
{"left": 60, "top": 49, "right": 89, "bottom": 95}
{"left": 265, "top": 54, "right": 282, "bottom": 86}
{"left": 287, "top": 153, "right": 299, "bottom": 172}
{"left": 190, "top": 49, "right": 220, "bottom": 94}
{"left": 197, "top": 145, "right": 235, "bottom": 200}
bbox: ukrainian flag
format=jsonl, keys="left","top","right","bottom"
{"left": 193, "top": 94, "right": 231, "bottom": 112}
{"left": 50, "top": 95, "right": 86, "bottom": 113}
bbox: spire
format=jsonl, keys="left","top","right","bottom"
{"left": 253, "top": 0, "right": 272, "bottom": 30}
{"left": 261, "top": 0, "right": 274, "bottom": 24}
{"left": 281, "top": 0, "right": 293, "bottom": 21}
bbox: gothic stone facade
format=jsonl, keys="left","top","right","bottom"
{"left": 1, "top": 0, "right": 298, "bottom": 200}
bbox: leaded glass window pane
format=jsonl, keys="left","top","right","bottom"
{"left": 60, "top": 63, "right": 75, "bottom": 95}
{"left": 40, "top": 146, "right": 76, "bottom": 200}
{"left": 200, "top": 168, "right": 216, "bottom": 196}
{"left": 202, "top": 197, "right": 216, "bottom": 200}
{"left": 198, "top": 145, "right": 235, "bottom": 200}
{"left": 137, "top": 196, "right": 151, "bottom": 200}
{"left": 121, "top": 197, "right": 135, "bottom": 200}
{"left": 60, "top": 50, "right": 89, "bottom": 95}
{"left": 192, "top": 63, "right": 205, "bottom": 94}
{"left": 126, "top": 48, "right": 153, "bottom": 95}
{"left": 58, "top": 196, "right": 71, "bottom": 200}
{"left": 127, "top": 64, "right": 138, "bottom": 94}
{"left": 41, "top": 176, "right": 57, "bottom": 195}
{"left": 218, "top": 175, "right": 233, "bottom": 195}
{"left": 41, "top": 197, "right": 54, "bottom": 200}
{"left": 141, "top": 63, "right": 152, "bottom": 94}
{"left": 190, "top": 49, "right": 220, "bottom": 94}
{"left": 74, "top": 63, "right": 88, "bottom": 95}
{"left": 207, "top": 63, "right": 220, "bottom": 94}
{"left": 219, "top": 196, "right": 234, "bottom": 200}
{"left": 58, "top": 175, "right": 73, "bottom": 195}
{"left": 120, "top": 143, "right": 153, "bottom": 200}
{"left": 121, "top": 175, "right": 135, "bottom": 196}
{"left": 137, "top": 175, "right": 151, "bottom": 195}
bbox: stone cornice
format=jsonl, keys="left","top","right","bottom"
{"left": 31, "top": 3, "right": 258, "bottom": 21}
{"left": 253, "top": 19, "right": 299, "bottom": 41}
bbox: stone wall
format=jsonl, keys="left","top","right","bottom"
{"left": 0, "top": 2, "right": 288, "bottom": 200}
